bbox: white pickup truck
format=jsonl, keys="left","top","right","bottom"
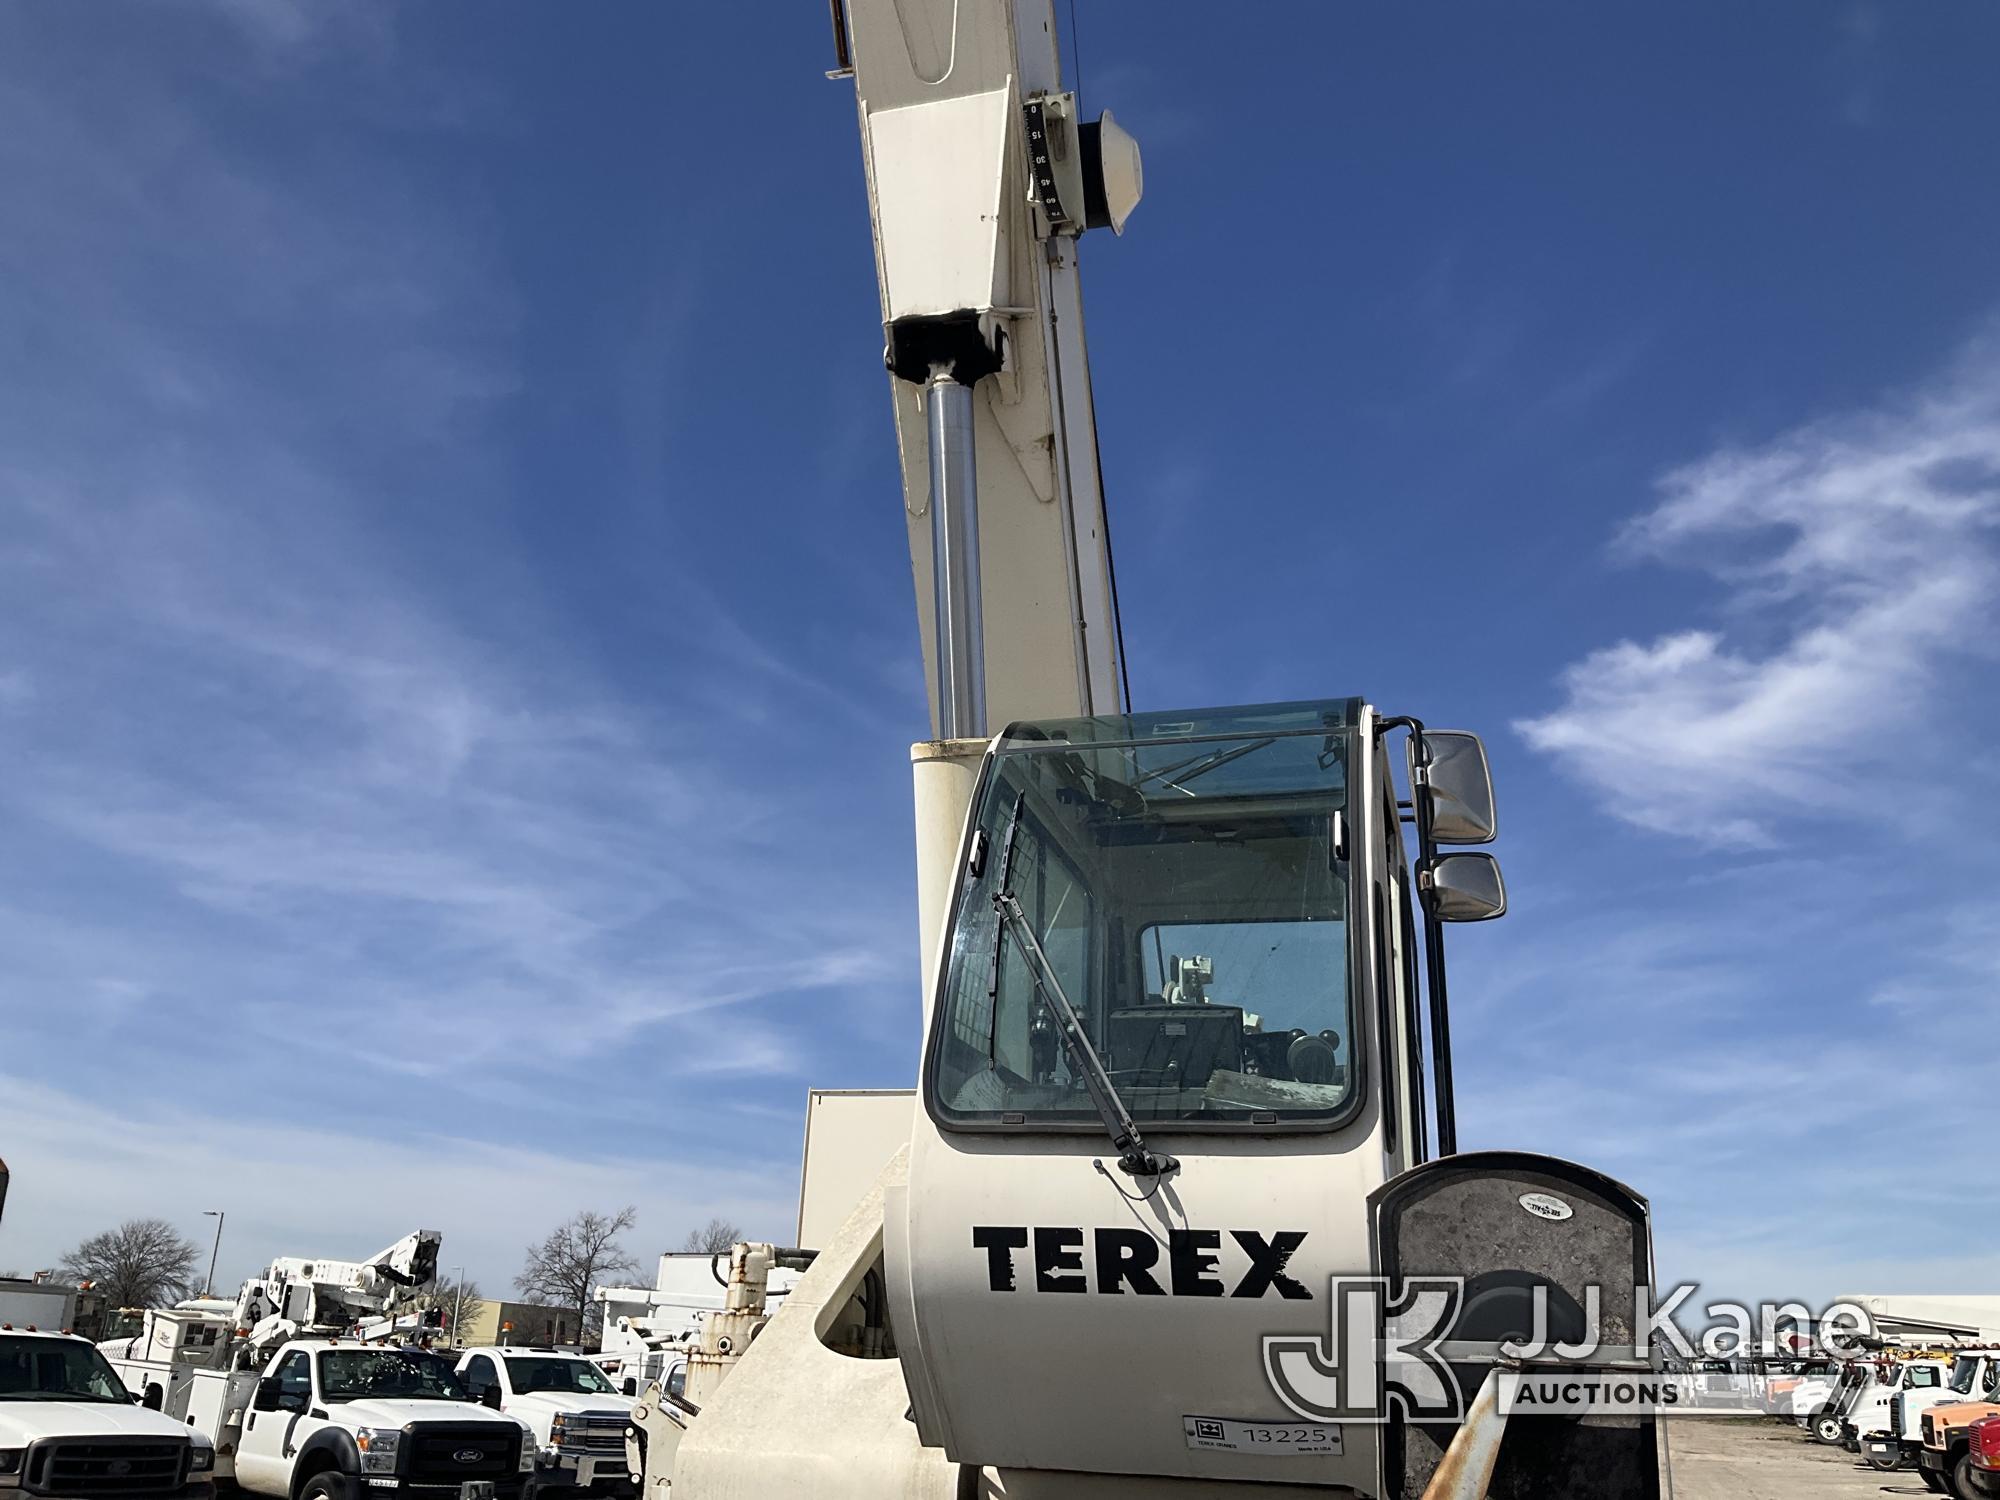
{"left": 226, "top": 1339, "right": 535, "bottom": 1500}
{"left": 453, "top": 1348, "right": 635, "bottom": 1498}
{"left": 0, "top": 1327, "right": 218, "bottom": 1499}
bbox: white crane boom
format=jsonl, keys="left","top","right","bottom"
{"left": 843, "top": 0, "right": 1137, "bottom": 738}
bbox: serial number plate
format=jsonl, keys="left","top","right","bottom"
{"left": 1183, "top": 1416, "right": 1342, "bottom": 1456}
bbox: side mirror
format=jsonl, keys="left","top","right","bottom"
{"left": 142, "top": 1385, "right": 164, "bottom": 1411}
{"left": 621, "top": 1377, "right": 637, "bottom": 1398}
{"left": 252, "top": 1377, "right": 282, "bottom": 1413}
{"left": 1430, "top": 853, "right": 1507, "bottom": 922}
{"left": 481, "top": 1384, "right": 504, "bottom": 1410}
{"left": 1412, "top": 731, "right": 1497, "bottom": 845}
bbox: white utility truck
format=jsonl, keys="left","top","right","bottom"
{"left": 625, "top": 3, "right": 1666, "bottom": 1498}
{"left": 454, "top": 1347, "right": 635, "bottom": 1497}
{"left": 1866, "top": 1349, "right": 2000, "bottom": 1473}
{"left": 99, "top": 1229, "right": 475, "bottom": 1490}
{"left": 228, "top": 1337, "right": 532, "bottom": 1500}
{"left": 0, "top": 1327, "right": 218, "bottom": 1499}
{"left": 101, "top": 1230, "right": 445, "bottom": 1396}
{"left": 1843, "top": 1358, "right": 1949, "bottom": 1453}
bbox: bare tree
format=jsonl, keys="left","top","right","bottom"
{"left": 679, "top": 1218, "right": 742, "bottom": 1254}
{"left": 515, "top": 1208, "right": 640, "bottom": 1338}
{"left": 59, "top": 1219, "right": 200, "bottom": 1307}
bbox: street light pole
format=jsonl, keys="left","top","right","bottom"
{"left": 451, "top": 1265, "right": 465, "bottom": 1350}
{"left": 201, "top": 1210, "right": 225, "bottom": 1297}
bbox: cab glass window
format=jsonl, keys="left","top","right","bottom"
{"left": 930, "top": 702, "right": 1354, "bottom": 1128}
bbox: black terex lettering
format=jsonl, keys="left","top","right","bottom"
{"left": 1229, "top": 1229, "right": 1312, "bottom": 1301}
{"left": 1033, "top": 1228, "right": 1087, "bottom": 1293}
{"left": 973, "top": 1225, "right": 1029, "bottom": 1291}
{"left": 1094, "top": 1228, "right": 1165, "bottom": 1295}
{"left": 973, "top": 1226, "right": 1312, "bottom": 1297}
{"left": 1169, "top": 1229, "right": 1225, "bottom": 1297}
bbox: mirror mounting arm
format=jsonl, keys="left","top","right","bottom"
{"left": 1376, "top": 715, "right": 1458, "bottom": 1160}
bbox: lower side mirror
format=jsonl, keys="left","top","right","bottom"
{"left": 1429, "top": 853, "right": 1507, "bottom": 922}
{"left": 252, "top": 1377, "right": 282, "bottom": 1413}
{"left": 481, "top": 1385, "right": 503, "bottom": 1410}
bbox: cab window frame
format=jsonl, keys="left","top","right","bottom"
{"left": 921, "top": 725, "right": 1369, "bottom": 1139}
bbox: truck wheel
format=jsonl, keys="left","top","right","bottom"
{"left": 1953, "top": 1453, "right": 1983, "bottom": 1500}
{"left": 1867, "top": 1445, "right": 1904, "bottom": 1471}
{"left": 1919, "top": 1470, "right": 1946, "bottom": 1493}
{"left": 299, "top": 1475, "right": 353, "bottom": 1500}
{"left": 1814, "top": 1413, "right": 1844, "bottom": 1443}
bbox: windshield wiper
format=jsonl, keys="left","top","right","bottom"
{"left": 1131, "top": 736, "right": 1277, "bottom": 798}
{"left": 989, "top": 795, "right": 1176, "bottom": 1179}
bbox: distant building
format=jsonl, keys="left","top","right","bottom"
{"left": 454, "top": 1299, "right": 580, "bottom": 1348}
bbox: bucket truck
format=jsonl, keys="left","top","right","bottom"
{"left": 627, "top": 3, "right": 1665, "bottom": 1497}
{"left": 95, "top": 1229, "right": 532, "bottom": 1493}
{"left": 102, "top": 1229, "right": 448, "bottom": 1411}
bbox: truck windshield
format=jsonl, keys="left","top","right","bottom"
{"left": 319, "top": 1349, "right": 469, "bottom": 1402}
{"left": 1950, "top": 1358, "right": 1979, "bottom": 1394}
{"left": 0, "top": 1336, "right": 130, "bottom": 1402}
{"left": 504, "top": 1357, "right": 617, "bottom": 1395}
{"left": 930, "top": 701, "right": 1355, "bottom": 1129}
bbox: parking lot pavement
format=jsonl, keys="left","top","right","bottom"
{"left": 1668, "top": 1417, "right": 1943, "bottom": 1499}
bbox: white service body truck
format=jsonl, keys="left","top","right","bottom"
{"left": 453, "top": 1349, "right": 635, "bottom": 1497}
{"left": 0, "top": 1328, "right": 218, "bottom": 1499}
{"left": 225, "top": 1339, "right": 534, "bottom": 1500}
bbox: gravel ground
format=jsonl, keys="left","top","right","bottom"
{"left": 1667, "top": 1417, "right": 1943, "bottom": 1499}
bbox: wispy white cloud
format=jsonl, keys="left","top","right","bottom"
{"left": 0, "top": 7, "right": 912, "bottom": 1123}
{"left": 1517, "top": 333, "right": 2000, "bottom": 845}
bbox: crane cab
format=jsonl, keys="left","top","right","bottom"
{"left": 884, "top": 697, "right": 1523, "bottom": 1491}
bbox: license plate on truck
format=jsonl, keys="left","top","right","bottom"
{"left": 460, "top": 1485, "right": 495, "bottom": 1500}
{"left": 575, "top": 1457, "right": 595, "bottom": 1486}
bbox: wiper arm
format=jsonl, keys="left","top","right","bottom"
{"left": 987, "top": 792, "right": 1029, "bottom": 1013}
{"left": 992, "top": 887, "right": 1177, "bottom": 1180}
{"left": 1129, "top": 737, "right": 1278, "bottom": 798}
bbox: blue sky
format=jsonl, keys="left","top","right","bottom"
{"left": 1, "top": 1, "right": 1996, "bottom": 1309}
